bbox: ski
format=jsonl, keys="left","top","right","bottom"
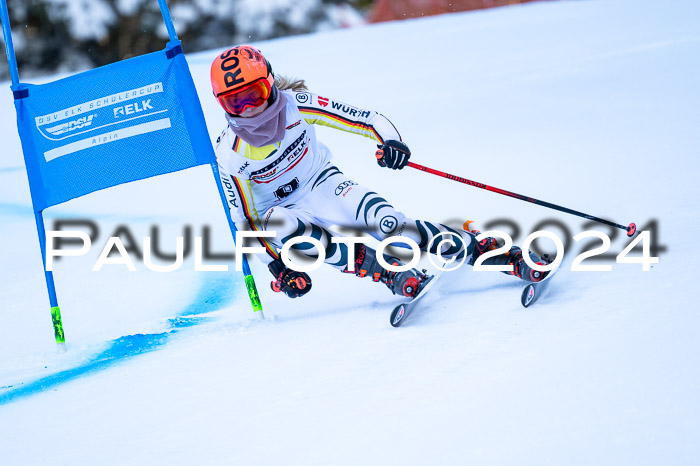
{"left": 520, "top": 262, "right": 561, "bottom": 308}
{"left": 389, "top": 270, "right": 443, "bottom": 327}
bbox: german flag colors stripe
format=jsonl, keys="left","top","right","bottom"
{"left": 298, "top": 107, "right": 384, "bottom": 144}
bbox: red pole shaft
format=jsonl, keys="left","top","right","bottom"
{"left": 406, "top": 162, "right": 636, "bottom": 236}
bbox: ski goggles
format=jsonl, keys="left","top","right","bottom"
{"left": 217, "top": 79, "right": 272, "bottom": 115}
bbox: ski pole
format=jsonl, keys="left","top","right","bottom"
{"left": 407, "top": 161, "right": 637, "bottom": 237}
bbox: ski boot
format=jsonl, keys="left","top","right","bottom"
{"left": 463, "top": 220, "right": 498, "bottom": 265}
{"left": 502, "top": 247, "right": 552, "bottom": 282}
{"left": 463, "top": 220, "right": 551, "bottom": 283}
{"left": 487, "top": 245, "right": 552, "bottom": 282}
{"left": 467, "top": 237, "right": 550, "bottom": 283}
{"left": 346, "top": 244, "right": 429, "bottom": 297}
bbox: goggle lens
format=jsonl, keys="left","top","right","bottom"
{"left": 218, "top": 79, "right": 271, "bottom": 115}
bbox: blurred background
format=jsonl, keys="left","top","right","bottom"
{"left": 0, "top": 0, "right": 547, "bottom": 79}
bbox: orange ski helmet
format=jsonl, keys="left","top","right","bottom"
{"left": 210, "top": 45, "right": 275, "bottom": 114}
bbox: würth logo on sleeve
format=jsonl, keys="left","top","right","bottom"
{"left": 317, "top": 97, "right": 329, "bottom": 107}
{"left": 331, "top": 101, "right": 371, "bottom": 118}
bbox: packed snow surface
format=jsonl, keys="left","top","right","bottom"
{"left": 1, "top": 0, "right": 698, "bottom": 464}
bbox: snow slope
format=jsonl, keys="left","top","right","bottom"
{"left": 1, "top": 0, "right": 699, "bottom": 464}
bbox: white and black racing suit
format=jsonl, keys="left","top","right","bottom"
{"left": 214, "top": 90, "right": 474, "bottom": 270}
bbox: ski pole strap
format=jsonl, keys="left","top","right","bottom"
{"left": 407, "top": 162, "right": 636, "bottom": 237}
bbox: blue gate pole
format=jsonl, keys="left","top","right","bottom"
{"left": 1, "top": 0, "right": 20, "bottom": 88}
{"left": 1, "top": 0, "right": 66, "bottom": 344}
{"left": 35, "top": 212, "right": 66, "bottom": 344}
{"left": 153, "top": 0, "right": 264, "bottom": 317}
{"left": 210, "top": 163, "right": 264, "bottom": 318}
{"left": 157, "top": 0, "right": 179, "bottom": 43}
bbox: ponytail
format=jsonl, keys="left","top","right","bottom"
{"left": 274, "top": 75, "right": 309, "bottom": 92}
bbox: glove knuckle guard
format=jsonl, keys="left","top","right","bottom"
{"left": 384, "top": 139, "right": 411, "bottom": 155}
{"left": 376, "top": 139, "right": 410, "bottom": 170}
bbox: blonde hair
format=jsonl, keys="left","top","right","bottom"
{"left": 274, "top": 75, "right": 308, "bottom": 92}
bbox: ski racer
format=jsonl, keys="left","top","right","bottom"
{"left": 210, "top": 45, "right": 549, "bottom": 299}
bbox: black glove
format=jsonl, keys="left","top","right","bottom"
{"left": 376, "top": 140, "right": 411, "bottom": 170}
{"left": 268, "top": 258, "right": 312, "bottom": 299}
